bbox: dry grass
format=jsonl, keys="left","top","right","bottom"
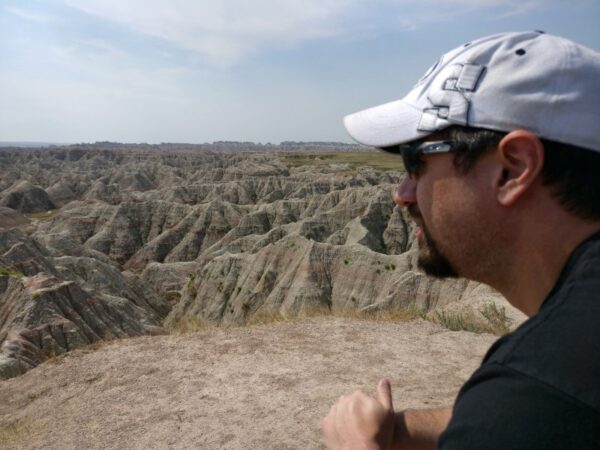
{"left": 432, "top": 302, "right": 511, "bottom": 336}
{"left": 42, "top": 339, "right": 113, "bottom": 366}
{"left": 479, "top": 302, "right": 511, "bottom": 335}
{"left": 155, "top": 298, "right": 510, "bottom": 338}
{"left": 0, "top": 420, "right": 33, "bottom": 447}
{"left": 169, "top": 315, "right": 219, "bottom": 334}
{"left": 23, "top": 209, "right": 60, "bottom": 221}
{"left": 169, "top": 305, "right": 427, "bottom": 334}
{"left": 160, "top": 290, "right": 182, "bottom": 306}
{"left": 74, "top": 337, "right": 119, "bottom": 354}
{"left": 281, "top": 151, "right": 406, "bottom": 172}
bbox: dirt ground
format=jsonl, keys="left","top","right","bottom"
{"left": 0, "top": 317, "right": 498, "bottom": 450}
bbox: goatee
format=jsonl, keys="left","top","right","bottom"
{"left": 407, "top": 205, "right": 458, "bottom": 278}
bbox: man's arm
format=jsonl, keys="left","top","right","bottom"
{"left": 321, "top": 379, "right": 451, "bottom": 450}
{"left": 392, "top": 407, "right": 452, "bottom": 450}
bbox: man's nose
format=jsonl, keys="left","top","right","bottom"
{"left": 393, "top": 176, "right": 417, "bottom": 207}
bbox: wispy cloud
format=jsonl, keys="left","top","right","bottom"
{"left": 75, "top": 39, "right": 128, "bottom": 60}
{"left": 64, "top": 0, "right": 359, "bottom": 66}
{"left": 49, "top": 40, "right": 190, "bottom": 102}
{"left": 5, "top": 6, "right": 59, "bottom": 23}
{"left": 382, "top": 0, "right": 544, "bottom": 27}
{"left": 62, "top": 0, "right": 547, "bottom": 66}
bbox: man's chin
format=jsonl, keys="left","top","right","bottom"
{"left": 417, "top": 254, "right": 458, "bottom": 278}
{"left": 413, "top": 218, "right": 459, "bottom": 278}
{"left": 417, "top": 240, "right": 458, "bottom": 278}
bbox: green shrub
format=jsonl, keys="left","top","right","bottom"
{"left": 0, "top": 267, "right": 24, "bottom": 278}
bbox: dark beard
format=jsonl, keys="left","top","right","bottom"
{"left": 408, "top": 205, "right": 458, "bottom": 278}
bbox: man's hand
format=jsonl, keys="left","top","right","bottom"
{"left": 321, "top": 379, "right": 395, "bottom": 450}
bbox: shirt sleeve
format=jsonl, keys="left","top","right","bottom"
{"left": 438, "top": 363, "right": 600, "bottom": 450}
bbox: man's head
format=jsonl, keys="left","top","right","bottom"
{"left": 343, "top": 31, "right": 600, "bottom": 282}
{"left": 344, "top": 31, "right": 600, "bottom": 152}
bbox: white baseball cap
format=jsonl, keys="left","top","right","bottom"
{"left": 344, "top": 31, "right": 600, "bottom": 152}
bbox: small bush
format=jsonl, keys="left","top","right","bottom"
{"left": 479, "top": 302, "right": 510, "bottom": 335}
{"left": 24, "top": 209, "right": 60, "bottom": 220}
{"left": 161, "top": 290, "right": 181, "bottom": 305}
{"left": 186, "top": 274, "right": 197, "bottom": 297}
{"left": 186, "top": 274, "right": 195, "bottom": 288}
{"left": 0, "top": 267, "right": 24, "bottom": 278}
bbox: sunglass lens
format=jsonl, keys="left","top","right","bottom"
{"left": 400, "top": 144, "right": 421, "bottom": 175}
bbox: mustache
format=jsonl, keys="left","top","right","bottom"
{"left": 406, "top": 204, "right": 422, "bottom": 222}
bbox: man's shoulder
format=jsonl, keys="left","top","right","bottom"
{"left": 481, "top": 232, "right": 600, "bottom": 409}
{"left": 440, "top": 362, "right": 600, "bottom": 450}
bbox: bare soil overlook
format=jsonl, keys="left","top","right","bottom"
{"left": 0, "top": 142, "right": 525, "bottom": 447}
{"left": 0, "top": 317, "right": 498, "bottom": 449}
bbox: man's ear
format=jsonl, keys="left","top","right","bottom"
{"left": 495, "top": 130, "right": 545, "bottom": 206}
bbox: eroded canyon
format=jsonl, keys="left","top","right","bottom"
{"left": 0, "top": 143, "right": 523, "bottom": 380}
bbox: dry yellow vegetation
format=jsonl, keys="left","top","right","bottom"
{"left": 281, "top": 151, "right": 406, "bottom": 172}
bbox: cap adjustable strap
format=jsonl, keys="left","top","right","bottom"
{"left": 456, "top": 64, "right": 485, "bottom": 91}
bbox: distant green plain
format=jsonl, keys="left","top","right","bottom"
{"left": 281, "top": 151, "right": 406, "bottom": 172}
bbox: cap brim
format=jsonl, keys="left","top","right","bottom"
{"left": 343, "top": 98, "right": 430, "bottom": 147}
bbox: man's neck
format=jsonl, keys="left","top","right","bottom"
{"left": 488, "top": 216, "right": 600, "bottom": 318}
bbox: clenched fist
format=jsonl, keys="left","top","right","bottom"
{"left": 321, "top": 379, "right": 396, "bottom": 450}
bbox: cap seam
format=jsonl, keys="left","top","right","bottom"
{"left": 545, "top": 37, "right": 570, "bottom": 139}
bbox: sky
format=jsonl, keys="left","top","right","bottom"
{"left": 1, "top": 0, "right": 599, "bottom": 144}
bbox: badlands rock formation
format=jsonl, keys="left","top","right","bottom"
{"left": 0, "top": 143, "right": 520, "bottom": 378}
{"left": 0, "top": 181, "right": 55, "bottom": 213}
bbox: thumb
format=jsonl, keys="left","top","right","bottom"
{"left": 376, "top": 378, "right": 394, "bottom": 412}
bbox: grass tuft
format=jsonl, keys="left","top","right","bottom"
{"left": 0, "top": 267, "right": 24, "bottom": 278}
{"left": 433, "top": 311, "right": 485, "bottom": 334}
{"left": 160, "top": 290, "right": 182, "bottom": 305}
{"left": 169, "top": 315, "right": 218, "bottom": 334}
{"left": 479, "top": 302, "right": 511, "bottom": 335}
{"left": 0, "top": 420, "right": 32, "bottom": 447}
{"left": 433, "top": 302, "right": 511, "bottom": 336}
{"left": 24, "top": 209, "right": 60, "bottom": 221}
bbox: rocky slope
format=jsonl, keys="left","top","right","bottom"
{"left": 0, "top": 228, "right": 168, "bottom": 379}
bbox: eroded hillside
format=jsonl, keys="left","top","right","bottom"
{"left": 0, "top": 145, "right": 523, "bottom": 379}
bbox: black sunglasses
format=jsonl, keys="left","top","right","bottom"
{"left": 382, "top": 140, "right": 458, "bottom": 175}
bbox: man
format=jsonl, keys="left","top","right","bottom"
{"left": 321, "top": 31, "right": 600, "bottom": 449}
